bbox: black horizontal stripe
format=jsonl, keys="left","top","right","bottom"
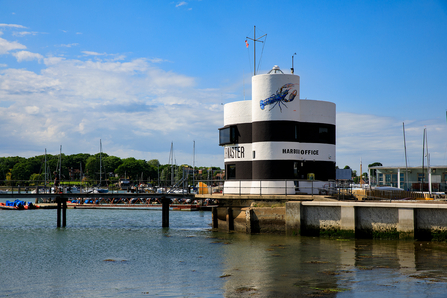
{"left": 220, "top": 121, "right": 335, "bottom": 145}
{"left": 225, "top": 160, "right": 335, "bottom": 180}
{"left": 225, "top": 161, "right": 252, "bottom": 180}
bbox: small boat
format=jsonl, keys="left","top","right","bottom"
{"left": 66, "top": 186, "right": 81, "bottom": 194}
{"left": 0, "top": 200, "right": 40, "bottom": 210}
{"left": 94, "top": 187, "right": 109, "bottom": 194}
{"left": 31, "top": 186, "right": 50, "bottom": 194}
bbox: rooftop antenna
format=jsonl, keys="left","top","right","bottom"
{"left": 246, "top": 26, "right": 266, "bottom": 76}
{"left": 291, "top": 53, "right": 297, "bottom": 74}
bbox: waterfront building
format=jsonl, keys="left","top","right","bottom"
{"left": 219, "top": 65, "right": 336, "bottom": 194}
{"left": 368, "top": 165, "right": 447, "bottom": 192}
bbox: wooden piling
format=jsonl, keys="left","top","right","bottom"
{"left": 162, "top": 197, "right": 170, "bottom": 228}
{"left": 56, "top": 197, "right": 61, "bottom": 228}
{"left": 62, "top": 199, "right": 67, "bottom": 227}
{"left": 226, "top": 207, "right": 234, "bottom": 231}
{"left": 212, "top": 207, "right": 218, "bottom": 229}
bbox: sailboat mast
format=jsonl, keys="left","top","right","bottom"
{"left": 193, "top": 140, "right": 195, "bottom": 189}
{"left": 170, "top": 142, "right": 174, "bottom": 186}
{"left": 100, "top": 139, "right": 102, "bottom": 186}
{"left": 45, "top": 148, "right": 47, "bottom": 189}
{"left": 59, "top": 145, "right": 62, "bottom": 181}
{"left": 422, "top": 128, "right": 425, "bottom": 191}
{"left": 80, "top": 162, "right": 82, "bottom": 191}
{"left": 403, "top": 123, "right": 408, "bottom": 190}
{"left": 426, "top": 130, "right": 431, "bottom": 194}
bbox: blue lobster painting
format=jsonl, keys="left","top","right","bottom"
{"left": 260, "top": 83, "right": 297, "bottom": 112}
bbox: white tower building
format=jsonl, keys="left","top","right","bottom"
{"left": 219, "top": 66, "right": 336, "bottom": 194}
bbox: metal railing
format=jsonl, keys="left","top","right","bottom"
{"left": 196, "top": 179, "right": 337, "bottom": 196}
{"left": 0, "top": 179, "right": 149, "bottom": 194}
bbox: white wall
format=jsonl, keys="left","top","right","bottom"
{"left": 252, "top": 73, "right": 300, "bottom": 122}
{"left": 224, "top": 101, "right": 252, "bottom": 126}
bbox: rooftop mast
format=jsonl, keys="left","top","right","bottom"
{"left": 246, "top": 26, "right": 266, "bottom": 76}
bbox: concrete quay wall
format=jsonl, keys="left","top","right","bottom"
{"left": 213, "top": 201, "right": 447, "bottom": 240}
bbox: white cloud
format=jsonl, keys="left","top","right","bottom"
{"left": 0, "top": 63, "right": 7, "bottom": 67}
{"left": 176, "top": 1, "right": 187, "bottom": 7}
{"left": 336, "top": 112, "right": 447, "bottom": 173}
{"left": 82, "top": 51, "right": 106, "bottom": 56}
{"left": 0, "top": 24, "right": 27, "bottom": 29}
{"left": 0, "top": 37, "right": 26, "bottom": 54}
{"left": 12, "top": 31, "right": 38, "bottom": 37}
{"left": 60, "top": 43, "right": 79, "bottom": 48}
{"left": 0, "top": 47, "right": 223, "bottom": 166}
{"left": 12, "top": 50, "right": 43, "bottom": 62}
{"left": 25, "top": 106, "right": 39, "bottom": 114}
{"left": 149, "top": 58, "right": 167, "bottom": 63}
{"left": 43, "top": 56, "right": 66, "bottom": 65}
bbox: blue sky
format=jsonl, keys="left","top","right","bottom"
{"left": 0, "top": 0, "right": 446, "bottom": 174}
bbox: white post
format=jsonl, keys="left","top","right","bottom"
{"left": 428, "top": 153, "right": 432, "bottom": 194}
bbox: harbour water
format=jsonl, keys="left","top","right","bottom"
{"left": 2, "top": 198, "right": 447, "bottom": 297}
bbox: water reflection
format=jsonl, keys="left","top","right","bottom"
{"left": 2, "top": 207, "right": 447, "bottom": 297}
{"left": 214, "top": 233, "right": 447, "bottom": 297}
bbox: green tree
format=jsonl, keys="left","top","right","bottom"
{"left": 147, "top": 159, "right": 160, "bottom": 168}
{"left": 0, "top": 156, "right": 26, "bottom": 181}
{"left": 11, "top": 159, "right": 41, "bottom": 181}
{"left": 368, "top": 162, "right": 382, "bottom": 179}
{"left": 103, "top": 156, "right": 122, "bottom": 174}
{"left": 115, "top": 158, "right": 150, "bottom": 181}
{"left": 85, "top": 155, "right": 98, "bottom": 181}
{"left": 30, "top": 173, "right": 44, "bottom": 184}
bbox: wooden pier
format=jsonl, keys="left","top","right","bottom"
{"left": 0, "top": 192, "right": 195, "bottom": 228}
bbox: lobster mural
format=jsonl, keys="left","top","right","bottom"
{"left": 260, "top": 83, "right": 297, "bottom": 112}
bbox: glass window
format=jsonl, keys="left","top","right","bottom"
{"left": 385, "top": 174, "right": 391, "bottom": 183}
{"left": 418, "top": 173, "right": 425, "bottom": 182}
{"left": 378, "top": 173, "right": 383, "bottom": 181}
{"left": 392, "top": 174, "right": 397, "bottom": 182}
{"left": 219, "top": 126, "right": 237, "bottom": 145}
{"left": 227, "top": 164, "right": 236, "bottom": 179}
{"left": 318, "top": 127, "right": 329, "bottom": 142}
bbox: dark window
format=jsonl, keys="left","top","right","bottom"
{"left": 418, "top": 173, "right": 425, "bottom": 182}
{"left": 219, "top": 126, "right": 237, "bottom": 145}
{"left": 319, "top": 127, "right": 329, "bottom": 142}
{"left": 252, "top": 121, "right": 335, "bottom": 144}
{"left": 227, "top": 164, "right": 236, "bottom": 179}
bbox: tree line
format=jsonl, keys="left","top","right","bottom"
{"left": 0, "top": 153, "right": 223, "bottom": 186}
